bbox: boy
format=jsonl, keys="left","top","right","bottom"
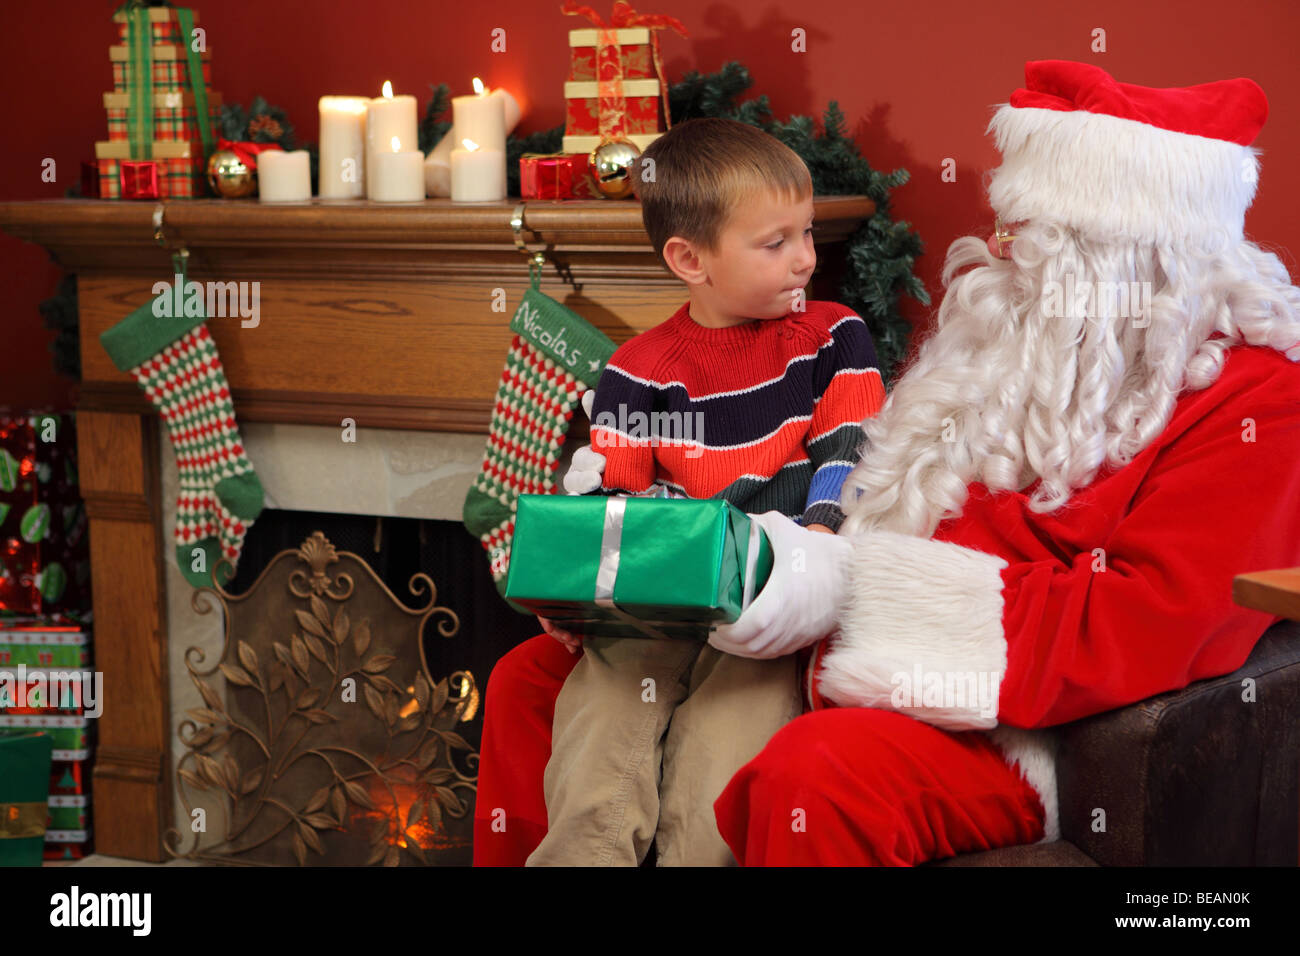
{"left": 529, "top": 117, "right": 885, "bottom": 866}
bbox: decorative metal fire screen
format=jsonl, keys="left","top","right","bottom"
{"left": 164, "top": 531, "right": 478, "bottom": 865}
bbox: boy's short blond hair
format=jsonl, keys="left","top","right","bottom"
{"left": 631, "top": 117, "right": 813, "bottom": 264}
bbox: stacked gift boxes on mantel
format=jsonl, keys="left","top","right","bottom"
{"left": 90, "top": 4, "right": 219, "bottom": 199}
{"left": 0, "top": 412, "right": 95, "bottom": 863}
{"left": 519, "top": 3, "right": 687, "bottom": 200}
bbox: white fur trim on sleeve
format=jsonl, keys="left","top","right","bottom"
{"left": 820, "top": 529, "right": 1009, "bottom": 730}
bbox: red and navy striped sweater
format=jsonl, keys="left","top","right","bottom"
{"left": 589, "top": 300, "right": 886, "bottom": 532}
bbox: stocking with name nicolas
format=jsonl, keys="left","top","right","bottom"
{"left": 462, "top": 275, "right": 614, "bottom": 604}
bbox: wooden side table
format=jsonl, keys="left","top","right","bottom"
{"left": 1233, "top": 568, "right": 1300, "bottom": 621}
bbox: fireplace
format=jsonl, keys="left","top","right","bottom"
{"left": 0, "top": 196, "right": 874, "bottom": 860}
{"left": 158, "top": 422, "right": 548, "bottom": 864}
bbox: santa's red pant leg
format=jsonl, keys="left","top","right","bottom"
{"left": 472, "top": 634, "right": 579, "bottom": 866}
{"left": 714, "top": 707, "right": 1046, "bottom": 865}
{"left": 474, "top": 637, "right": 1046, "bottom": 866}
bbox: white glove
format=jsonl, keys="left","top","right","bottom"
{"left": 562, "top": 391, "right": 606, "bottom": 495}
{"left": 708, "top": 510, "right": 853, "bottom": 660}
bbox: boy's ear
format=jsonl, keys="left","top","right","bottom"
{"left": 662, "top": 236, "right": 708, "bottom": 286}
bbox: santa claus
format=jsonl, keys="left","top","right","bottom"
{"left": 473, "top": 60, "right": 1300, "bottom": 865}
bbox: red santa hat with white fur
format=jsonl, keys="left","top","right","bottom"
{"left": 986, "top": 59, "right": 1269, "bottom": 247}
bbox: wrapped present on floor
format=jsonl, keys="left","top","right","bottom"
{"left": 0, "top": 729, "right": 53, "bottom": 866}
{"left": 49, "top": 758, "right": 90, "bottom": 797}
{"left": 0, "top": 413, "right": 92, "bottom": 617}
{"left": 505, "top": 496, "right": 772, "bottom": 639}
{"left": 0, "top": 618, "right": 90, "bottom": 669}
{"left": 95, "top": 141, "right": 204, "bottom": 199}
{"left": 0, "top": 715, "right": 91, "bottom": 761}
{"left": 109, "top": 42, "right": 213, "bottom": 93}
{"left": 47, "top": 793, "right": 89, "bottom": 831}
{"left": 0, "top": 617, "right": 92, "bottom": 712}
{"left": 112, "top": 4, "right": 200, "bottom": 45}
{"left": 105, "top": 90, "right": 223, "bottom": 143}
{"left": 0, "top": 414, "right": 39, "bottom": 615}
{"left": 519, "top": 152, "right": 602, "bottom": 200}
{"left": 559, "top": 2, "right": 688, "bottom": 155}
{"left": 43, "top": 828, "right": 92, "bottom": 860}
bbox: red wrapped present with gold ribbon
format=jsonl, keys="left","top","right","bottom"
{"left": 560, "top": 1, "right": 688, "bottom": 155}
{"left": 520, "top": 153, "right": 603, "bottom": 199}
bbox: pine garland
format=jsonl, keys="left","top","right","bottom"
{"left": 217, "top": 95, "right": 320, "bottom": 193}
{"left": 423, "top": 61, "right": 925, "bottom": 381}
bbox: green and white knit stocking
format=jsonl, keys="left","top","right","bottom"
{"left": 100, "top": 292, "right": 264, "bottom": 589}
{"left": 463, "top": 283, "right": 614, "bottom": 603}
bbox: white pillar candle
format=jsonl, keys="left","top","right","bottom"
{"left": 371, "top": 136, "right": 425, "bottom": 202}
{"left": 257, "top": 149, "right": 311, "bottom": 202}
{"left": 318, "top": 95, "right": 368, "bottom": 199}
{"left": 426, "top": 78, "right": 520, "bottom": 198}
{"left": 450, "top": 138, "right": 506, "bottom": 202}
{"left": 451, "top": 88, "right": 505, "bottom": 151}
{"left": 366, "top": 81, "right": 418, "bottom": 198}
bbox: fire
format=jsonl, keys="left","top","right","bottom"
{"left": 349, "top": 768, "right": 461, "bottom": 852}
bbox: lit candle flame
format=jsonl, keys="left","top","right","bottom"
{"left": 462, "top": 138, "right": 479, "bottom": 152}
{"left": 391, "top": 136, "right": 401, "bottom": 151}
{"left": 382, "top": 80, "right": 393, "bottom": 98}
{"left": 472, "top": 77, "right": 486, "bottom": 96}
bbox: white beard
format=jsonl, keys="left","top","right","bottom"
{"left": 839, "top": 221, "right": 1300, "bottom": 540}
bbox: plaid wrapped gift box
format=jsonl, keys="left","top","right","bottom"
{"left": 110, "top": 44, "right": 212, "bottom": 92}
{"left": 105, "top": 90, "right": 222, "bottom": 143}
{"left": 112, "top": 5, "right": 201, "bottom": 45}
{"left": 567, "top": 27, "right": 657, "bottom": 81}
{"left": 94, "top": 141, "right": 204, "bottom": 199}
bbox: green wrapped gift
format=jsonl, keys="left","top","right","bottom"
{"left": 504, "top": 496, "right": 772, "bottom": 639}
{"left": 0, "top": 729, "right": 53, "bottom": 866}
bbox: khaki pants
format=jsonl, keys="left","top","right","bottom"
{"left": 525, "top": 636, "right": 802, "bottom": 866}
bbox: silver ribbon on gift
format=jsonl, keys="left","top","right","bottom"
{"left": 594, "top": 496, "right": 764, "bottom": 640}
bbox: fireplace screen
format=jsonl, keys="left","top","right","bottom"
{"left": 165, "top": 530, "right": 478, "bottom": 865}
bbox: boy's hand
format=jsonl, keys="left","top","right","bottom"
{"left": 538, "top": 615, "right": 584, "bottom": 655}
{"left": 806, "top": 523, "right": 835, "bottom": 534}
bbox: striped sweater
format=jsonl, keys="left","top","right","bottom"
{"left": 589, "top": 300, "right": 886, "bottom": 532}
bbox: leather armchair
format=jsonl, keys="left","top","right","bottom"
{"left": 934, "top": 617, "right": 1300, "bottom": 866}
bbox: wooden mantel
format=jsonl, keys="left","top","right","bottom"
{"left": 0, "top": 195, "right": 875, "bottom": 861}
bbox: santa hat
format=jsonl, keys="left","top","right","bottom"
{"left": 987, "top": 60, "right": 1269, "bottom": 247}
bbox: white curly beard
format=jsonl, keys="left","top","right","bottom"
{"left": 840, "top": 221, "right": 1300, "bottom": 540}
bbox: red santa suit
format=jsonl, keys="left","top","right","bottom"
{"left": 472, "top": 60, "right": 1300, "bottom": 866}
{"left": 717, "top": 342, "right": 1300, "bottom": 863}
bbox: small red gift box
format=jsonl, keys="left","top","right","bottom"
{"left": 119, "top": 161, "right": 159, "bottom": 200}
{"left": 520, "top": 154, "right": 604, "bottom": 200}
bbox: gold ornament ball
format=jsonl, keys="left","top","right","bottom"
{"left": 588, "top": 139, "right": 641, "bottom": 199}
{"left": 207, "top": 149, "right": 256, "bottom": 199}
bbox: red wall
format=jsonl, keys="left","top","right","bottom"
{"left": 3, "top": 0, "right": 1298, "bottom": 408}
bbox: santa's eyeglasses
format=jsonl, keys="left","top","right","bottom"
{"left": 990, "top": 216, "right": 1022, "bottom": 259}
